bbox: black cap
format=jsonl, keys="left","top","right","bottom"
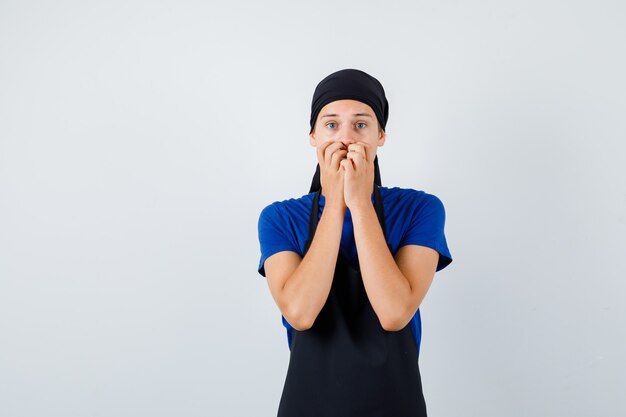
{"left": 309, "top": 68, "right": 389, "bottom": 134}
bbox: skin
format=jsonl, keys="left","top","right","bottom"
{"left": 264, "top": 99, "right": 439, "bottom": 332}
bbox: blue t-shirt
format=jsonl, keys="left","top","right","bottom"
{"left": 257, "top": 186, "right": 453, "bottom": 353}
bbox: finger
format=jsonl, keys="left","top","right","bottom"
{"left": 349, "top": 143, "right": 370, "bottom": 163}
{"left": 340, "top": 158, "right": 351, "bottom": 173}
{"left": 347, "top": 144, "right": 365, "bottom": 162}
{"left": 347, "top": 151, "right": 365, "bottom": 171}
{"left": 347, "top": 143, "right": 363, "bottom": 160}
{"left": 324, "top": 142, "right": 347, "bottom": 166}
{"left": 316, "top": 140, "right": 334, "bottom": 165}
{"left": 315, "top": 142, "right": 330, "bottom": 166}
{"left": 348, "top": 143, "right": 367, "bottom": 158}
{"left": 362, "top": 143, "right": 372, "bottom": 163}
{"left": 331, "top": 148, "right": 348, "bottom": 170}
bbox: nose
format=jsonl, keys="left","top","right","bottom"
{"left": 337, "top": 125, "right": 358, "bottom": 146}
{"left": 338, "top": 139, "right": 355, "bottom": 149}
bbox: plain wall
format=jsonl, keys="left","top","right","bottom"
{"left": 1, "top": 1, "right": 624, "bottom": 416}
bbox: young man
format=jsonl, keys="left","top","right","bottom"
{"left": 257, "top": 68, "right": 453, "bottom": 416}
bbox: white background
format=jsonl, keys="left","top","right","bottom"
{"left": 1, "top": 1, "right": 625, "bottom": 416}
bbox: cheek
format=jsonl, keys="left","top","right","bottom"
{"left": 322, "top": 129, "right": 339, "bottom": 139}
{"left": 317, "top": 136, "right": 337, "bottom": 147}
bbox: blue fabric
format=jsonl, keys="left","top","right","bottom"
{"left": 257, "top": 186, "right": 453, "bottom": 353}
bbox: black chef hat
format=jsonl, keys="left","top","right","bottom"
{"left": 309, "top": 68, "right": 389, "bottom": 134}
{"left": 308, "top": 68, "right": 388, "bottom": 193}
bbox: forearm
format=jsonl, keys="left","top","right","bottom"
{"left": 351, "top": 203, "right": 412, "bottom": 331}
{"left": 282, "top": 205, "right": 345, "bottom": 330}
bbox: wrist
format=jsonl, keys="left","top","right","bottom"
{"left": 348, "top": 200, "right": 375, "bottom": 217}
{"left": 324, "top": 202, "right": 347, "bottom": 213}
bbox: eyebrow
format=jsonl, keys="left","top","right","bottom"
{"left": 320, "top": 113, "right": 373, "bottom": 118}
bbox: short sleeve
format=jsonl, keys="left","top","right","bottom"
{"left": 398, "top": 194, "right": 453, "bottom": 272}
{"left": 257, "top": 203, "right": 301, "bottom": 277}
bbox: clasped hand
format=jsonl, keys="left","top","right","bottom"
{"left": 316, "top": 141, "right": 375, "bottom": 211}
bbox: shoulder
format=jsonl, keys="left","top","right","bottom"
{"left": 380, "top": 186, "right": 445, "bottom": 213}
{"left": 258, "top": 192, "right": 315, "bottom": 224}
{"left": 385, "top": 186, "right": 453, "bottom": 271}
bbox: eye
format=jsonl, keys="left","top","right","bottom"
{"left": 356, "top": 122, "right": 367, "bottom": 129}
{"left": 325, "top": 122, "right": 337, "bottom": 129}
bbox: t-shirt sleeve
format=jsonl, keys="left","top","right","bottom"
{"left": 398, "top": 193, "right": 453, "bottom": 272}
{"left": 257, "top": 203, "right": 301, "bottom": 278}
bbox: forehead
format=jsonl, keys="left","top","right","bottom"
{"left": 319, "top": 99, "right": 375, "bottom": 116}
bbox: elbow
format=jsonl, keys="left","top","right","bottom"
{"left": 284, "top": 304, "right": 315, "bottom": 331}
{"left": 291, "top": 319, "right": 313, "bottom": 332}
{"left": 292, "top": 320, "right": 313, "bottom": 331}
{"left": 380, "top": 317, "right": 404, "bottom": 332}
{"left": 380, "top": 309, "right": 413, "bottom": 332}
{"left": 277, "top": 284, "right": 317, "bottom": 331}
{"left": 381, "top": 291, "right": 422, "bottom": 331}
{"left": 290, "top": 316, "right": 314, "bottom": 331}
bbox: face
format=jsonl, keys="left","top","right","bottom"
{"left": 309, "top": 99, "right": 385, "bottom": 159}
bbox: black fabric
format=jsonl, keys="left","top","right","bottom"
{"left": 308, "top": 155, "right": 382, "bottom": 194}
{"left": 309, "top": 68, "right": 389, "bottom": 134}
{"left": 277, "top": 185, "right": 427, "bottom": 417}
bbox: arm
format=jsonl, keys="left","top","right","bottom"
{"left": 264, "top": 140, "right": 349, "bottom": 330}
{"left": 351, "top": 203, "right": 439, "bottom": 331}
{"left": 341, "top": 142, "right": 442, "bottom": 331}
{"left": 264, "top": 204, "right": 346, "bottom": 331}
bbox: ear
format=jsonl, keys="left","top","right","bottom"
{"left": 309, "top": 131, "right": 317, "bottom": 147}
{"left": 378, "top": 129, "right": 386, "bottom": 147}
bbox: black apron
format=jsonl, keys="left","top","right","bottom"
{"left": 277, "top": 185, "right": 427, "bottom": 417}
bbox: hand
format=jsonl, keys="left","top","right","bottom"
{"left": 316, "top": 141, "right": 348, "bottom": 210}
{"left": 340, "top": 143, "right": 374, "bottom": 210}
